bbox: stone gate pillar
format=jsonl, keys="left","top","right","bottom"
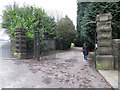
{"left": 96, "top": 13, "right": 114, "bottom": 70}
{"left": 14, "top": 28, "right": 26, "bottom": 59}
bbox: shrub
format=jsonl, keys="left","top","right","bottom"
{"left": 2, "top": 3, "right": 57, "bottom": 51}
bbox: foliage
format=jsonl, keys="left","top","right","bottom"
{"left": 77, "top": 2, "right": 120, "bottom": 51}
{"left": 2, "top": 3, "right": 57, "bottom": 39}
{"left": 2, "top": 3, "right": 57, "bottom": 51}
{"left": 56, "top": 15, "right": 76, "bottom": 50}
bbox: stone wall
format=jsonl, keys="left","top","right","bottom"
{"left": 118, "top": 43, "right": 120, "bottom": 71}
{"left": 113, "top": 39, "right": 120, "bottom": 70}
{"left": 45, "top": 39, "right": 55, "bottom": 50}
{"left": 96, "top": 13, "right": 114, "bottom": 70}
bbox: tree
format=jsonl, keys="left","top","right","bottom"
{"left": 2, "top": 3, "right": 57, "bottom": 51}
{"left": 56, "top": 15, "right": 76, "bottom": 50}
{"left": 77, "top": 2, "right": 120, "bottom": 51}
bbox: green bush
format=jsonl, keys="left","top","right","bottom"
{"left": 56, "top": 15, "right": 76, "bottom": 50}
{"left": 2, "top": 3, "right": 57, "bottom": 51}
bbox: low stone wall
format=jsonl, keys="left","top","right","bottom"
{"left": 89, "top": 52, "right": 95, "bottom": 60}
{"left": 113, "top": 39, "right": 120, "bottom": 70}
{"left": 118, "top": 43, "right": 120, "bottom": 70}
{"left": 45, "top": 39, "right": 55, "bottom": 50}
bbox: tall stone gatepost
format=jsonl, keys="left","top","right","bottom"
{"left": 96, "top": 13, "right": 114, "bottom": 70}
{"left": 14, "top": 28, "right": 27, "bottom": 59}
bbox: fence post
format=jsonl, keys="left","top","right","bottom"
{"left": 34, "top": 30, "right": 40, "bottom": 60}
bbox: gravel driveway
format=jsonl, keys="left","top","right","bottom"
{"left": 1, "top": 46, "right": 112, "bottom": 88}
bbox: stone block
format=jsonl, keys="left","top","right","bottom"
{"left": 97, "top": 39, "right": 112, "bottom": 47}
{"left": 96, "top": 13, "right": 112, "bottom": 22}
{"left": 97, "top": 32, "right": 112, "bottom": 40}
{"left": 97, "top": 47, "right": 113, "bottom": 55}
{"left": 89, "top": 52, "right": 95, "bottom": 60}
{"left": 14, "top": 52, "right": 26, "bottom": 59}
{"left": 96, "top": 55, "right": 114, "bottom": 70}
{"left": 97, "top": 21, "right": 111, "bottom": 28}
{"left": 96, "top": 26, "right": 112, "bottom": 32}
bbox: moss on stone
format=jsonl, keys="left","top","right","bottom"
{"left": 14, "top": 52, "right": 26, "bottom": 59}
{"left": 96, "top": 63, "right": 102, "bottom": 70}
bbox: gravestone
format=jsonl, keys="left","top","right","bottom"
{"left": 14, "top": 28, "right": 26, "bottom": 59}
{"left": 96, "top": 13, "right": 114, "bottom": 70}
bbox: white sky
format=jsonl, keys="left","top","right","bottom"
{"left": 0, "top": 0, "right": 77, "bottom": 27}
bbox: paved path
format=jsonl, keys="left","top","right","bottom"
{"left": 1, "top": 46, "right": 112, "bottom": 88}
{"left": 99, "top": 70, "right": 118, "bottom": 88}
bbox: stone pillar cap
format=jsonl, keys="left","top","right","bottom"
{"left": 15, "top": 28, "right": 27, "bottom": 33}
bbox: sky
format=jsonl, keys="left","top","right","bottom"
{"left": 0, "top": 0, "right": 77, "bottom": 27}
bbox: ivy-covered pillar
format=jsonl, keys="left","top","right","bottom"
{"left": 96, "top": 13, "right": 114, "bottom": 70}
{"left": 14, "top": 28, "right": 26, "bottom": 59}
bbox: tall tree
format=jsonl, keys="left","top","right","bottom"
{"left": 77, "top": 2, "right": 120, "bottom": 50}
{"left": 56, "top": 15, "right": 76, "bottom": 50}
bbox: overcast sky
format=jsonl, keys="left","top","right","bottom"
{"left": 0, "top": 0, "right": 77, "bottom": 27}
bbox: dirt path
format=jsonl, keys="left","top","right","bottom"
{"left": 1, "top": 47, "right": 112, "bottom": 88}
